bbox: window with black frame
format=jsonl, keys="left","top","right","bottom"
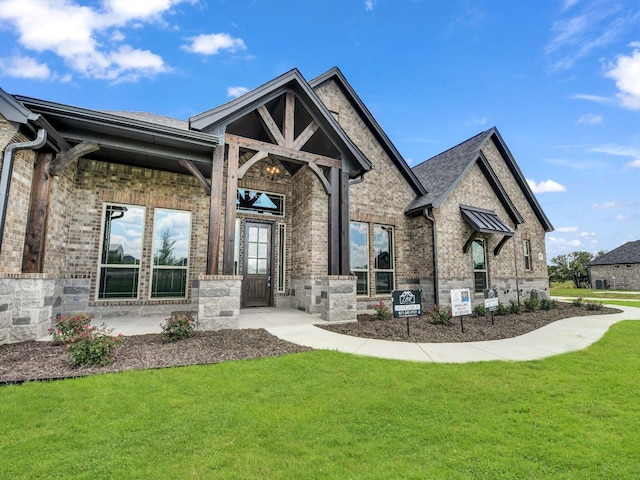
{"left": 150, "top": 209, "right": 191, "bottom": 298}
{"left": 472, "top": 239, "right": 487, "bottom": 293}
{"left": 98, "top": 204, "right": 144, "bottom": 299}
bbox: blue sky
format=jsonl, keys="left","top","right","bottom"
{"left": 1, "top": 0, "right": 638, "bottom": 261}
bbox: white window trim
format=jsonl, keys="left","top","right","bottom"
{"left": 473, "top": 238, "right": 488, "bottom": 293}
{"left": 523, "top": 239, "right": 532, "bottom": 271}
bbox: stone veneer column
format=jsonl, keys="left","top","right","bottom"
{"left": 0, "top": 274, "right": 55, "bottom": 344}
{"left": 320, "top": 275, "right": 357, "bottom": 322}
{"left": 193, "top": 275, "right": 242, "bottom": 330}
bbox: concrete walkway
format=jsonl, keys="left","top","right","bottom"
{"left": 85, "top": 304, "right": 640, "bottom": 364}
{"left": 263, "top": 304, "right": 640, "bottom": 363}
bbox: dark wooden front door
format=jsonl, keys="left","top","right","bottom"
{"left": 242, "top": 221, "right": 273, "bottom": 307}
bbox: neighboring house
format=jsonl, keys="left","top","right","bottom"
{"left": 0, "top": 67, "right": 553, "bottom": 344}
{"left": 588, "top": 240, "right": 640, "bottom": 290}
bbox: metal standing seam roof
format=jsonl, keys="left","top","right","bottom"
{"left": 460, "top": 205, "right": 515, "bottom": 236}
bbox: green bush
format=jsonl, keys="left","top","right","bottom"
{"left": 473, "top": 304, "right": 486, "bottom": 317}
{"left": 66, "top": 324, "right": 123, "bottom": 367}
{"left": 429, "top": 305, "right": 452, "bottom": 325}
{"left": 496, "top": 302, "right": 510, "bottom": 316}
{"left": 509, "top": 301, "right": 521, "bottom": 315}
{"left": 584, "top": 301, "right": 604, "bottom": 311}
{"left": 524, "top": 298, "right": 539, "bottom": 312}
{"left": 161, "top": 312, "right": 197, "bottom": 343}
{"left": 539, "top": 299, "right": 558, "bottom": 310}
{"left": 572, "top": 297, "right": 583, "bottom": 307}
{"left": 49, "top": 313, "right": 93, "bottom": 345}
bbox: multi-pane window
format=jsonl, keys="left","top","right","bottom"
{"left": 151, "top": 209, "right": 191, "bottom": 298}
{"left": 472, "top": 239, "right": 487, "bottom": 293}
{"left": 350, "top": 222, "right": 396, "bottom": 296}
{"left": 350, "top": 222, "right": 369, "bottom": 296}
{"left": 98, "top": 204, "right": 144, "bottom": 299}
{"left": 237, "top": 189, "right": 284, "bottom": 216}
{"left": 523, "top": 240, "right": 532, "bottom": 270}
{"left": 374, "top": 225, "right": 394, "bottom": 295}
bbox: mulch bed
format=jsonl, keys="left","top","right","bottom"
{"left": 0, "top": 303, "right": 621, "bottom": 384}
{"left": 320, "top": 302, "right": 621, "bottom": 343}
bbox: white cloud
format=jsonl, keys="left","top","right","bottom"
{"left": 0, "top": 0, "right": 191, "bottom": 82}
{"left": 227, "top": 86, "right": 249, "bottom": 98}
{"left": 365, "top": 0, "right": 375, "bottom": 11}
{"left": 467, "top": 118, "right": 488, "bottom": 126}
{"left": 589, "top": 144, "right": 640, "bottom": 167}
{"left": 556, "top": 226, "right": 579, "bottom": 233}
{"left": 547, "top": 236, "right": 582, "bottom": 247}
{"left": 576, "top": 113, "right": 602, "bottom": 124}
{"left": 526, "top": 178, "right": 567, "bottom": 193}
{"left": 182, "top": 33, "right": 246, "bottom": 55}
{"left": 579, "top": 231, "right": 596, "bottom": 237}
{"left": 591, "top": 201, "right": 622, "bottom": 209}
{"left": 606, "top": 44, "right": 640, "bottom": 110}
{"left": 570, "top": 93, "right": 612, "bottom": 104}
{"left": 615, "top": 214, "right": 631, "bottom": 221}
{"left": 0, "top": 55, "right": 50, "bottom": 79}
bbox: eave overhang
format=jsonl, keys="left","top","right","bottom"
{"left": 460, "top": 204, "right": 515, "bottom": 256}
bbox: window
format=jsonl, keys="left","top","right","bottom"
{"left": 350, "top": 222, "right": 369, "bottom": 296}
{"left": 350, "top": 222, "right": 396, "bottom": 296}
{"left": 237, "top": 189, "right": 284, "bottom": 216}
{"left": 151, "top": 209, "right": 191, "bottom": 298}
{"left": 98, "top": 204, "right": 144, "bottom": 299}
{"left": 472, "top": 239, "right": 487, "bottom": 293}
{"left": 523, "top": 240, "right": 532, "bottom": 270}
{"left": 374, "top": 225, "right": 395, "bottom": 295}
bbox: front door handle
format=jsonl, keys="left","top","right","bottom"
{"left": 267, "top": 275, "right": 271, "bottom": 288}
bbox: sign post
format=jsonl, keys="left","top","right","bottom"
{"left": 484, "top": 287, "right": 498, "bottom": 325}
{"left": 451, "top": 288, "right": 472, "bottom": 333}
{"left": 392, "top": 289, "right": 422, "bottom": 336}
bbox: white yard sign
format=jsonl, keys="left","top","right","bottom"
{"left": 451, "top": 288, "right": 472, "bottom": 316}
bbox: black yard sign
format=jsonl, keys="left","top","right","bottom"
{"left": 392, "top": 290, "right": 422, "bottom": 318}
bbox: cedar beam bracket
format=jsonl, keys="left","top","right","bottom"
{"left": 257, "top": 105, "right": 286, "bottom": 146}
{"left": 179, "top": 159, "right": 211, "bottom": 195}
{"left": 48, "top": 141, "right": 100, "bottom": 176}
{"left": 493, "top": 235, "right": 512, "bottom": 256}
{"left": 237, "top": 151, "right": 268, "bottom": 179}
{"left": 463, "top": 231, "right": 480, "bottom": 254}
{"left": 308, "top": 163, "right": 332, "bottom": 195}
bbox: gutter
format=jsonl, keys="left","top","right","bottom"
{"left": 0, "top": 128, "right": 48, "bottom": 252}
{"left": 423, "top": 207, "right": 439, "bottom": 306}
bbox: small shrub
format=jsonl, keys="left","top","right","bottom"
{"left": 430, "top": 305, "right": 453, "bottom": 325}
{"left": 49, "top": 313, "right": 93, "bottom": 344}
{"left": 473, "top": 304, "right": 486, "bottom": 317}
{"left": 509, "top": 301, "right": 521, "bottom": 315}
{"left": 161, "top": 312, "right": 197, "bottom": 343}
{"left": 524, "top": 298, "right": 539, "bottom": 312}
{"left": 66, "top": 324, "right": 123, "bottom": 367}
{"left": 572, "top": 297, "right": 583, "bottom": 307}
{"left": 584, "top": 301, "right": 604, "bottom": 311}
{"left": 539, "top": 299, "right": 558, "bottom": 311}
{"left": 496, "top": 302, "right": 510, "bottom": 316}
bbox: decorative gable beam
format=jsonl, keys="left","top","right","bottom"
{"left": 257, "top": 105, "right": 285, "bottom": 146}
{"left": 293, "top": 121, "right": 319, "bottom": 150}
{"left": 225, "top": 133, "right": 341, "bottom": 169}
{"left": 284, "top": 92, "right": 295, "bottom": 148}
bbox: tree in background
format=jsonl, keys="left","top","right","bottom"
{"left": 548, "top": 251, "right": 596, "bottom": 288}
{"left": 154, "top": 228, "right": 177, "bottom": 266}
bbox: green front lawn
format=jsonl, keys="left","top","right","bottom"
{"left": 2, "top": 322, "right": 639, "bottom": 479}
{"left": 550, "top": 286, "right": 640, "bottom": 301}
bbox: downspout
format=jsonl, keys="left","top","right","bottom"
{"left": 0, "top": 128, "right": 48, "bottom": 251}
{"left": 423, "top": 207, "right": 439, "bottom": 306}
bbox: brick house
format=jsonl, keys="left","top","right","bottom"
{"left": 0, "top": 67, "right": 553, "bottom": 344}
{"left": 589, "top": 240, "right": 640, "bottom": 290}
